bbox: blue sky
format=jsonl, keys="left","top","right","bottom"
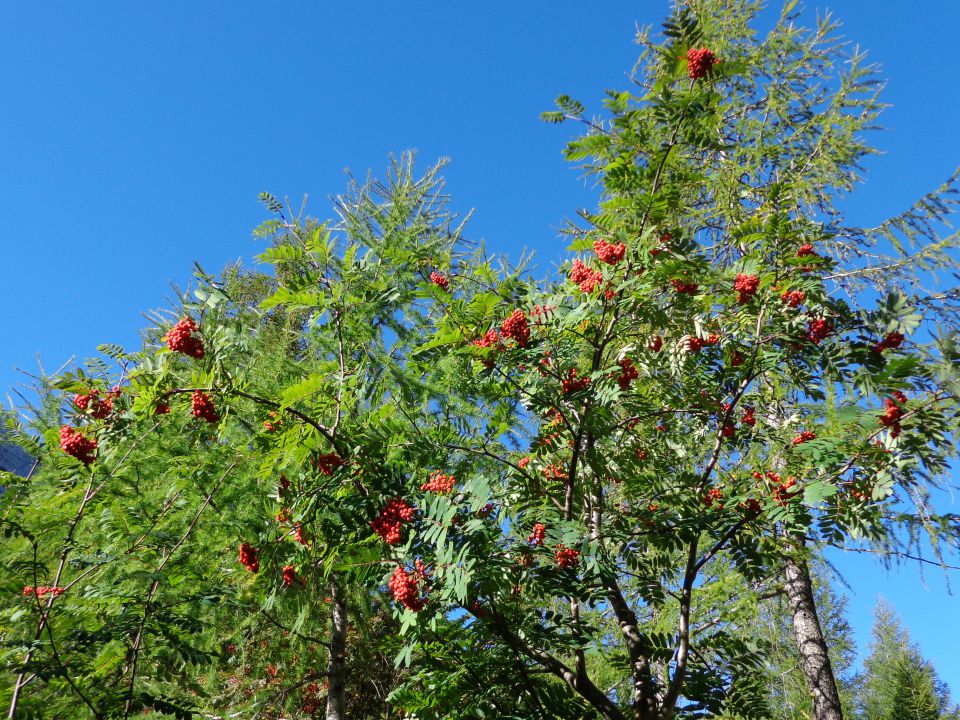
{"left": 2, "top": 0, "right": 958, "bottom": 699}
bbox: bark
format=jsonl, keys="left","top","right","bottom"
{"left": 783, "top": 547, "right": 844, "bottom": 720}
{"left": 325, "top": 576, "right": 348, "bottom": 720}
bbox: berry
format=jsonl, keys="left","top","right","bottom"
{"left": 282, "top": 565, "right": 299, "bottom": 588}
{"left": 238, "top": 542, "right": 259, "bottom": 573}
{"left": 781, "top": 289, "right": 805, "bottom": 308}
{"left": 59, "top": 425, "right": 97, "bottom": 466}
{"left": 879, "top": 392, "right": 907, "bottom": 437}
{"left": 191, "top": 391, "right": 218, "bottom": 423}
{"left": 22, "top": 586, "right": 64, "bottom": 599}
{"left": 313, "top": 452, "right": 343, "bottom": 475}
{"left": 429, "top": 271, "right": 449, "bottom": 291}
{"left": 389, "top": 565, "right": 427, "bottom": 612}
{"left": 518, "top": 456, "right": 531, "bottom": 469}
{"left": 616, "top": 357, "right": 639, "bottom": 390}
{"left": 570, "top": 258, "right": 605, "bottom": 294}
{"left": 528, "top": 523, "right": 546, "bottom": 546}
{"left": 772, "top": 476, "right": 799, "bottom": 506}
{"left": 729, "top": 350, "right": 746, "bottom": 367}
{"left": 477, "top": 502, "right": 495, "bottom": 519}
{"left": 531, "top": 304, "right": 556, "bottom": 325}
{"left": 684, "top": 336, "right": 705, "bottom": 353}
{"left": 872, "top": 332, "right": 904, "bottom": 354}
{"left": 73, "top": 389, "right": 113, "bottom": 419}
{"left": 796, "top": 244, "right": 817, "bottom": 257}
{"left": 561, "top": 368, "right": 591, "bottom": 395}
{"left": 721, "top": 423, "right": 736, "bottom": 438}
{"left": 702, "top": 487, "right": 724, "bottom": 508}
{"left": 741, "top": 498, "right": 762, "bottom": 515}
{"left": 733, "top": 273, "right": 759, "bottom": 303}
{"left": 554, "top": 544, "right": 580, "bottom": 570}
{"left": 421, "top": 470, "right": 455, "bottom": 494}
{"left": 806, "top": 318, "right": 832, "bottom": 344}
{"left": 165, "top": 317, "right": 205, "bottom": 359}
{"left": 501, "top": 309, "right": 531, "bottom": 348}
{"left": 686, "top": 47, "right": 720, "bottom": 79}
{"left": 154, "top": 401, "right": 170, "bottom": 415}
{"left": 792, "top": 430, "right": 816, "bottom": 445}
{"left": 593, "top": 239, "right": 626, "bottom": 265}
{"left": 741, "top": 406, "right": 756, "bottom": 427}
{"left": 671, "top": 278, "right": 699, "bottom": 295}
{"left": 371, "top": 497, "right": 416, "bottom": 545}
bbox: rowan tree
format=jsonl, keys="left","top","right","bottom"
{"left": 1, "top": 2, "right": 959, "bottom": 720}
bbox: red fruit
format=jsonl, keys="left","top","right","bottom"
{"left": 421, "top": 470, "right": 455, "bottom": 493}
{"left": 671, "top": 278, "right": 699, "bottom": 295}
{"left": 570, "top": 258, "right": 604, "bottom": 293}
{"left": 686, "top": 47, "right": 720, "bottom": 79}
{"left": 22, "top": 586, "right": 64, "bottom": 599}
{"left": 792, "top": 430, "right": 816, "bottom": 445}
{"left": 371, "top": 497, "right": 416, "bottom": 544}
{"left": 528, "top": 523, "right": 546, "bottom": 546}
{"left": 648, "top": 335, "right": 663, "bottom": 352}
{"left": 733, "top": 273, "right": 759, "bottom": 303}
{"left": 684, "top": 336, "right": 705, "bottom": 353}
{"left": 702, "top": 487, "right": 724, "bottom": 508}
{"left": 616, "top": 357, "right": 639, "bottom": 390}
{"left": 282, "top": 565, "right": 299, "bottom": 588}
{"left": 593, "top": 239, "right": 626, "bottom": 265}
{"left": 389, "top": 565, "right": 427, "bottom": 612}
{"left": 477, "top": 502, "right": 495, "bottom": 519}
{"left": 501, "top": 309, "right": 531, "bottom": 348}
{"left": 741, "top": 498, "right": 762, "bottom": 515}
{"left": 154, "top": 401, "right": 170, "bottom": 415}
{"left": 781, "top": 289, "right": 805, "bottom": 308}
{"left": 238, "top": 542, "right": 259, "bottom": 573}
{"left": 73, "top": 389, "right": 113, "bottom": 419}
{"left": 561, "top": 368, "right": 591, "bottom": 395}
{"left": 872, "top": 332, "right": 905, "bottom": 354}
{"left": 531, "top": 304, "right": 556, "bottom": 325}
{"left": 879, "top": 392, "right": 907, "bottom": 437}
{"left": 518, "top": 456, "right": 531, "bottom": 469}
{"left": 429, "top": 271, "right": 449, "bottom": 291}
{"left": 191, "top": 391, "right": 218, "bottom": 423}
{"left": 741, "top": 407, "right": 756, "bottom": 427}
{"left": 554, "top": 544, "right": 580, "bottom": 570}
{"left": 721, "top": 423, "right": 736, "bottom": 438}
{"left": 59, "top": 425, "right": 97, "bottom": 466}
{"left": 806, "top": 318, "right": 832, "bottom": 344}
{"left": 165, "top": 317, "right": 205, "bottom": 359}
{"left": 796, "top": 244, "right": 817, "bottom": 257}
{"left": 313, "top": 452, "right": 343, "bottom": 475}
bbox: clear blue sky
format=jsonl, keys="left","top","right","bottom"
{"left": 2, "top": 0, "right": 958, "bottom": 698}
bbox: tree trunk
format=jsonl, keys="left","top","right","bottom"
{"left": 783, "top": 547, "right": 844, "bottom": 720}
{"left": 325, "top": 576, "right": 347, "bottom": 720}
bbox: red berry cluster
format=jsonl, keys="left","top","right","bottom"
{"left": 191, "top": 391, "right": 218, "bottom": 423}
{"left": 59, "top": 425, "right": 97, "bottom": 466}
{"left": 721, "top": 423, "right": 736, "bottom": 438}
{"left": 671, "top": 278, "right": 699, "bottom": 295}
{"left": 278, "top": 474, "right": 291, "bottom": 497}
{"left": 873, "top": 332, "right": 904, "bottom": 354}
{"left": 154, "top": 401, "right": 170, "bottom": 415}
{"left": 570, "top": 258, "right": 604, "bottom": 293}
{"left": 796, "top": 244, "right": 817, "bottom": 257}
{"left": 421, "top": 470, "right": 455, "bottom": 493}
{"left": 648, "top": 335, "right": 663, "bottom": 352}
{"left": 501, "top": 309, "right": 531, "bottom": 348}
{"left": 282, "top": 565, "right": 299, "bottom": 588}
{"left": 518, "top": 456, "right": 531, "bottom": 469}
{"left": 685, "top": 336, "right": 706, "bottom": 353}
{"left": 554, "top": 544, "right": 580, "bottom": 569}
{"left": 314, "top": 452, "right": 343, "bottom": 476}
{"left": 74, "top": 389, "right": 113, "bottom": 419}
{"left": 792, "top": 430, "right": 816, "bottom": 445}
{"left": 429, "top": 271, "right": 449, "bottom": 291}
{"left": 389, "top": 563, "right": 428, "bottom": 612}
{"left": 594, "top": 239, "right": 626, "bottom": 265}
{"left": 616, "top": 357, "right": 639, "bottom": 390}
{"left": 686, "top": 47, "right": 719, "bottom": 79}
{"left": 772, "top": 475, "right": 799, "bottom": 506}
{"left": 166, "top": 317, "right": 204, "bottom": 359}
{"left": 703, "top": 487, "right": 724, "bottom": 508}
{"left": 528, "top": 523, "right": 546, "bottom": 546}
{"left": 371, "top": 498, "right": 416, "bottom": 544}
{"left": 729, "top": 350, "right": 746, "bottom": 366}
{"left": 733, "top": 273, "right": 759, "bottom": 303}
{"left": 806, "top": 318, "right": 832, "bottom": 344}
{"left": 741, "top": 498, "right": 762, "bottom": 515}
{"left": 561, "top": 368, "right": 591, "bottom": 395}
{"left": 741, "top": 406, "right": 756, "bottom": 427}
{"left": 781, "top": 289, "right": 805, "bottom": 308}
{"left": 879, "top": 390, "right": 908, "bottom": 438}
{"left": 542, "top": 464, "right": 567, "bottom": 481}
{"left": 294, "top": 525, "right": 308, "bottom": 546}
{"left": 477, "top": 502, "right": 495, "bottom": 519}
{"left": 238, "top": 542, "right": 259, "bottom": 573}
{"left": 22, "top": 586, "right": 64, "bottom": 599}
